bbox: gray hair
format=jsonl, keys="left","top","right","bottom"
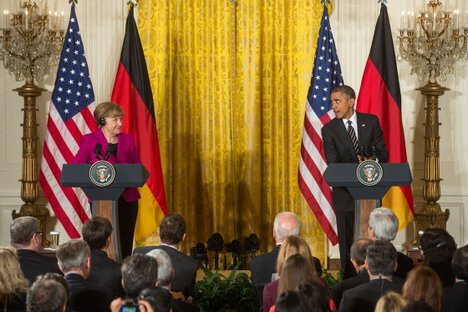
{"left": 368, "top": 207, "right": 398, "bottom": 241}
{"left": 273, "top": 212, "right": 301, "bottom": 241}
{"left": 27, "top": 279, "right": 67, "bottom": 312}
{"left": 10, "top": 216, "right": 40, "bottom": 247}
{"left": 56, "top": 239, "right": 90, "bottom": 273}
{"left": 146, "top": 249, "right": 173, "bottom": 288}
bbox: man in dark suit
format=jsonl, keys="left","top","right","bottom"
{"left": 82, "top": 216, "right": 124, "bottom": 298}
{"left": 56, "top": 239, "right": 112, "bottom": 312}
{"left": 133, "top": 213, "right": 199, "bottom": 299}
{"left": 443, "top": 244, "right": 468, "bottom": 312}
{"left": 250, "top": 211, "right": 322, "bottom": 306}
{"left": 331, "top": 238, "right": 371, "bottom": 310}
{"left": 10, "top": 216, "right": 62, "bottom": 283}
{"left": 322, "top": 85, "right": 388, "bottom": 278}
{"left": 340, "top": 240, "right": 403, "bottom": 312}
{"left": 368, "top": 207, "right": 413, "bottom": 279}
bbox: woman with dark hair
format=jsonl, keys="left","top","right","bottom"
{"left": 402, "top": 266, "right": 443, "bottom": 312}
{"left": 298, "top": 280, "right": 332, "bottom": 312}
{"left": 0, "top": 247, "right": 29, "bottom": 311}
{"left": 73, "top": 101, "right": 141, "bottom": 259}
{"left": 275, "top": 291, "right": 309, "bottom": 312}
{"left": 419, "top": 228, "right": 457, "bottom": 287}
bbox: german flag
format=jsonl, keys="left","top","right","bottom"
{"left": 356, "top": 3, "right": 414, "bottom": 229}
{"left": 111, "top": 5, "right": 167, "bottom": 245}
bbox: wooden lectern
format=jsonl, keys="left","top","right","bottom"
{"left": 61, "top": 164, "right": 148, "bottom": 262}
{"left": 324, "top": 163, "right": 412, "bottom": 239}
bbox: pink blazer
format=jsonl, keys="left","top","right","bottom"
{"left": 72, "top": 129, "right": 141, "bottom": 202}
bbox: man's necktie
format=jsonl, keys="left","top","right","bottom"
{"left": 347, "top": 120, "right": 360, "bottom": 156}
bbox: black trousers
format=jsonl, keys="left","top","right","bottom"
{"left": 117, "top": 197, "right": 139, "bottom": 261}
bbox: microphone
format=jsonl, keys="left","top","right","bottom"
{"left": 372, "top": 146, "right": 379, "bottom": 163}
{"left": 105, "top": 144, "right": 116, "bottom": 161}
{"left": 94, "top": 143, "right": 102, "bottom": 160}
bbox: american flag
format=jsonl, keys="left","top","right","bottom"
{"left": 298, "top": 5, "right": 343, "bottom": 245}
{"left": 39, "top": 3, "right": 96, "bottom": 238}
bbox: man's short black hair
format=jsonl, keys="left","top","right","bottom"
{"left": 331, "top": 85, "right": 356, "bottom": 100}
{"left": 82, "top": 217, "right": 113, "bottom": 250}
{"left": 159, "top": 213, "right": 186, "bottom": 245}
{"left": 366, "top": 240, "right": 397, "bottom": 276}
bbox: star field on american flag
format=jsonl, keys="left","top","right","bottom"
{"left": 307, "top": 13, "right": 343, "bottom": 119}
{"left": 52, "top": 8, "right": 94, "bottom": 122}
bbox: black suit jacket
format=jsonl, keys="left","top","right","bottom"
{"left": 444, "top": 281, "right": 468, "bottom": 312}
{"left": 65, "top": 273, "right": 112, "bottom": 312}
{"left": 331, "top": 269, "right": 369, "bottom": 310}
{"left": 16, "top": 249, "right": 62, "bottom": 283}
{"left": 339, "top": 277, "right": 404, "bottom": 312}
{"left": 394, "top": 252, "right": 414, "bottom": 279}
{"left": 87, "top": 249, "right": 124, "bottom": 298}
{"left": 133, "top": 245, "right": 199, "bottom": 298}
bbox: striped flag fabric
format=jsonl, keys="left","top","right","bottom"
{"left": 39, "top": 2, "right": 96, "bottom": 238}
{"left": 356, "top": 3, "right": 414, "bottom": 229}
{"left": 298, "top": 4, "right": 343, "bottom": 245}
{"left": 111, "top": 5, "right": 167, "bottom": 245}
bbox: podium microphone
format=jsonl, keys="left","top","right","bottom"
{"left": 94, "top": 143, "right": 102, "bottom": 160}
{"left": 105, "top": 144, "right": 115, "bottom": 161}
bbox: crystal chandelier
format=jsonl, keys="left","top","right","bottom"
{"left": 398, "top": 0, "right": 468, "bottom": 82}
{"left": 0, "top": 1, "right": 65, "bottom": 82}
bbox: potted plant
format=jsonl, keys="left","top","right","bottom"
{"left": 193, "top": 265, "right": 260, "bottom": 312}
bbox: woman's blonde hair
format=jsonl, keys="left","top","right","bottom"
{"left": 402, "top": 265, "right": 443, "bottom": 312}
{"left": 375, "top": 291, "right": 407, "bottom": 312}
{"left": 276, "top": 235, "right": 316, "bottom": 277}
{"left": 93, "top": 102, "right": 124, "bottom": 126}
{"left": 0, "top": 247, "right": 29, "bottom": 300}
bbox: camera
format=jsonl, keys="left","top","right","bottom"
{"left": 119, "top": 299, "right": 139, "bottom": 312}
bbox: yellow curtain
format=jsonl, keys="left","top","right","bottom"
{"left": 138, "top": 0, "right": 329, "bottom": 264}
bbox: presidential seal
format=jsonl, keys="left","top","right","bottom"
{"left": 356, "top": 159, "right": 383, "bottom": 187}
{"left": 89, "top": 160, "right": 116, "bottom": 187}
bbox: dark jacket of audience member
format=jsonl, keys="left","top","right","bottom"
{"left": 82, "top": 216, "right": 124, "bottom": 298}
{"left": 10, "top": 216, "right": 61, "bottom": 283}
{"left": 443, "top": 244, "right": 468, "bottom": 312}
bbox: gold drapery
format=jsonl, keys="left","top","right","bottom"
{"left": 137, "top": 0, "right": 330, "bottom": 263}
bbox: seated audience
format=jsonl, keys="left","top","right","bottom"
{"left": 368, "top": 207, "right": 414, "bottom": 278}
{"left": 444, "top": 244, "right": 468, "bottom": 311}
{"left": 262, "top": 235, "right": 319, "bottom": 312}
{"left": 146, "top": 248, "right": 199, "bottom": 311}
{"left": 374, "top": 291, "right": 407, "bottom": 312}
{"left": 402, "top": 266, "right": 443, "bottom": 312}
{"left": 133, "top": 213, "right": 199, "bottom": 298}
{"left": 339, "top": 240, "right": 404, "bottom": 312}
{"left": 0, "top": 247, "right": 29, "bottom": 311}
{"left": 56, "top": 239, "right": 112, "bottom": 312}
{"left": 250, "top": 211, "right": 322, "bottom": 307}
{"left": 331, "top": 238, "right": 371, "bottom": 309}
{"left": 275, "top": 290, "right": 310, "bottom": 312}
{"left": 82, "top": 216, "right": 124, "bottom": 298}
{"left": 27, "top": 278, "right": 67, "bottom": 312}
{"left": 419, "top": 228, "right": 456, "bottom": 287}
{"left": 34, "top": 272, "right": 71, "bottom": 303}
{"left": 10, "top": 216, "right": 61, "bottom": 283}
{"left": 138, "top": 286, "right": 172, "bottom": 312}
{"left": 298, "top": 280, "right": 333, "bottom": 312}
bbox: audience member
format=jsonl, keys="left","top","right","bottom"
{"left": 56, "top": 239, "right": 112, "bottom": 312}
{"left": 402, "top": 266, "right": 443, "bottom": 312}
{"left": 250, "top": 212, "right": 321, "bottom": 306}
{"left": 444, "top": 244, "right": 468, "bottom": 311}
{"left": 331, "top": 238, "right": 371, "bottom": 309}
{"left": 133, "top": 213, "right": 199, "bottom": 298}
{"left": 298, "top": 279, "right": 332, "bottom": 312}
{"left": 339, "top": 240, "right": 403, "bottom": 312}
{"left": 34, "top": 272, "right": 71, "bottom": 303}
{"left": 0, "top": 247, "right": 29, "bottom": 311}
{"left": 262, "top": 235, "right": 318, "bottom": 312}
{"left": 419, "top": 228, "right": 456, "bottom": 287}
{"left": 121, "top": 253, "right": 159, "bottom": 300}
{"left": 82, "top": 216, "right": 124, "bottom": 298}
{"left": 146, "top": 248, "right": 199, "bottom": 311}
{"left": 26, "top": 279, "right": 67, "bottom": 312}
{"left": 274, "top": 291, "right": 309, "bottom": 312}
{"left": 368, "top": 207, "right": 414, "bottom": 278}
{"left": 10, "top": 216, "right": 61, "bottom": 283}
{"left": 138, "top": 286, "right": 172, "bottom": 312}
{"left": 374, "top": 291, "right": 407, "bottom": 312}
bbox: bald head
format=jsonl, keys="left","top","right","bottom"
{"left": 273, "top": 212, "right": 301, "bottom": 243}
